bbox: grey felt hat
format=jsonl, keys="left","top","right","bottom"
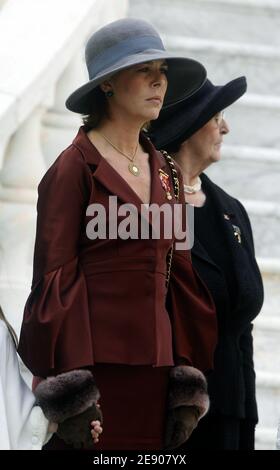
{"left": 65, "top": 18, "right": 207, "bottom": 114}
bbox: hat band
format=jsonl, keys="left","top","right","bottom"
{"left": 87, "top": 35, "right": 165, "bottom": 78}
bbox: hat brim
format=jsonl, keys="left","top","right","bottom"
{"left": 151, "top": 76, "right": 247, "bottom": 150}
{"left": 65, "top": 50, "right": 206, "bottom": 114}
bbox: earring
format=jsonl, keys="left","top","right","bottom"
{"left": 105, "top": 90, "right": 114, "bottom": 97}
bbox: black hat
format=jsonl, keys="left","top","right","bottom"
{"left": 149, "top": 76, "right": 247, "bottom": 151}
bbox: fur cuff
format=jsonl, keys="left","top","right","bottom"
{"left": 34, "top": 369, "right": 100, "bottom": 423}
{"left": 168, "top": 366, "right": 209, "bottom": 419}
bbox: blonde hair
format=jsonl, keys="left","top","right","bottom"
{"left": 0, "top": 305, "right": 18, "bottom": 348}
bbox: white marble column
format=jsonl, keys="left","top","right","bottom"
{"left": 42, "top": 53, "right": 85, "bottom": 167}
{"left": 0, "top": 106, "right": 47, "bottom": 202}
{"left": 0, "top": 135, "right": 9, "bottom": 172}
{"left": 0, "top": 107, "right": 47, "bottom": 333}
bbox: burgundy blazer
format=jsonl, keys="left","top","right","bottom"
{"left": 18, "top": 127, "right": 217, "bottom": 376}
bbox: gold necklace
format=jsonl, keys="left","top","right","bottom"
{"left": 99, "top": 132, "right": 140, "bottom": 176}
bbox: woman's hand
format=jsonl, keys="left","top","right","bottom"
{"left": 35, "top": 370, "right": 103, "bottom": 447}
{"left": 91, "top": 419, "right": 103, "bottom": 444}
{"left": 48, "top": 422, "right": 58, "bottom": 434}
{"left": 91, "top": 403, "right": 103, "bottom": 443}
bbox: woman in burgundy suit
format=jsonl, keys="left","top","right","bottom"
{"left": 18, "top": 18, "right": 217, "bottom": 450}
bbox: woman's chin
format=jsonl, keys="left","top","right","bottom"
{"left": 209, "top": 153, "right": 221, "bottom": 164}
{"left": 146, "top": 108, "right": 162, "bottom": 121}
{"left": 215, "top": 149, "right": 222, "bottom": 160}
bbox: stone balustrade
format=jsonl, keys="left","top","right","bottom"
{"left": 0, "top": 0, "right": 128, "bottom": 333}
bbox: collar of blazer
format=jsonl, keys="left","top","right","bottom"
{"left": 72, "top": 126, "right": 174, "bottom": 212}
{"left": 192, "top": 173, "right": 245, "bottom": 270}
{"left": 199, "top": 173, "right": 235, "bottom": 215}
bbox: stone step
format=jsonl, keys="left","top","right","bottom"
{"left": 255, "top": 426, "right": 278, "bottom": 450}
{"left": 257, "top": 262, "right": 280, "bottom": 317}
{"left": 255, "top": 371, "right": 280, "bottom": 429}
{"left": 163, "top": 35, "right": 280, "bottom": 97}
{"left": 253, "top": 317, "right": 280, "bottom": 374}
{"left": 206, "top": 145, "right": 280, "bottom": 202}
{"left": 129, "top": 0, "right": 280, "bottom": 46}
{"left": 259, "top": 258, "right": 280, "bottom": 276}
{"left": 197, "top": 199, "right": 279, "bottom": 258}
{"left": 215, "top": 93, "right": 280, "bottom": 149}
{"left": 222, "top": 144, "right": 280, "bottom": 164}
{"left": 242, "top": 202, "right": 280, "bottom": 258}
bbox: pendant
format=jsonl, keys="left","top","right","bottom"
{"left": 128, "top": 162, "right": 140, "bottom": 176}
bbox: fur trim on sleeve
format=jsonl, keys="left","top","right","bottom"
{"left": 34, "top": 369, "right": 100, "bottom": 423}
{"left": 168, "top": 365, "right": 209, "bottom": 419}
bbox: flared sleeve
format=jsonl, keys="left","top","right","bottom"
{"left": 18, "top": 148, "right": 94, "bottom": 377}
{"left": 167, "top": 168, "right": 218, "bottom": 373}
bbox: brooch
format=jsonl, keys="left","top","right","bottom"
{"left": 223, "top": 214, "right": 242, "bottom": 244}
{"left": 232, "top": 224, "right": 242, "bottom": 244}
{"left": 159, "top": 169, "right": 172, "bottom": 200}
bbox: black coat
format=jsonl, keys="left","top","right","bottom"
{"left": 191, "top": 173, "right": 264, "bottom": 422}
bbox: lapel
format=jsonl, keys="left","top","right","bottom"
{"left": 200, "top": 174, "right": 242, "bottom": 249}
{"left": 198, "top": 173, "right": 245, "bottom": 280}
{"left": 72, "top": 127, "right": 173, "bottom": 217}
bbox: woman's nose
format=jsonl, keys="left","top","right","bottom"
{"left": 152, "top": 70, "right": 167, "bottom": 88}
{"left": 221, "top": 119, "right": 230, "bottom": 134}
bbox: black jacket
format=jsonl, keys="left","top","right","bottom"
{"left": 191, "top": 173, "right": 264, "bottom": 421}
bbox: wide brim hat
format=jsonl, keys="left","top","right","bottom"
{"left": 149, "top": 76, "right": 247, "bottom": 150}
{"left": 65, "top": 18, "right": 207, "bottom": 114}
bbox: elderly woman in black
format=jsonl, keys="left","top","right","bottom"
{"left": 150, "top": 77, "right": 264, "bottom": 450}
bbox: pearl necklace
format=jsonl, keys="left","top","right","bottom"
{"left": 183, "top": 177, "right": 202, "bottom": 194}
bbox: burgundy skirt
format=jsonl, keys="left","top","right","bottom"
{"left": 44, "top": 364, "right": 171, "bottom": 451}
